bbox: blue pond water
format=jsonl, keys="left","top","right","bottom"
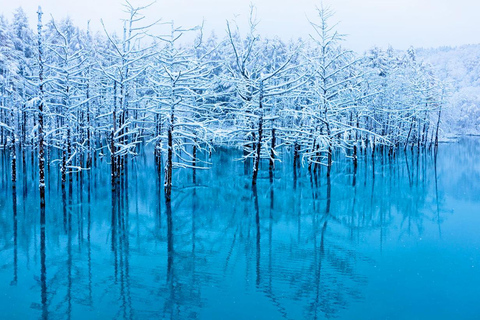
{"left": 0, "top": 138, "right": 479, "bottom": 319}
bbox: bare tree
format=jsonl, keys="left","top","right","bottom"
{"left": 225, "top": 5, "right": 303, "bottom": 185}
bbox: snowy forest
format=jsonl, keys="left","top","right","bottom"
{"left": 2, "top": 2, "right": 480, "bottom": 319}
{"left": 0, "top": 3, "right": 460, "bottom": 203}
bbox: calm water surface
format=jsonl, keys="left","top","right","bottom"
{"left": 0, "top": 139, "right": 479, "bottom": 319}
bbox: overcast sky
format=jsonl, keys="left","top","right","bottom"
{"left": 2, "top": 0, "right": 480, "bottom": 52}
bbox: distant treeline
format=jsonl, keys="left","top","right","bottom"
{"left": 417, "top": 44, "right": 480, "bottom": 135}
{"left": 0, "top": 4, "right": 444, "bottom": 201}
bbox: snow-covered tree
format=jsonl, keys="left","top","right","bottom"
{"left": 224, "top": 5, "right": 302, "bottom": 184}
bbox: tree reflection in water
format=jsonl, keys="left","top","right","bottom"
{"left": 1, "top": 139, "right": 477, "bottom": 319}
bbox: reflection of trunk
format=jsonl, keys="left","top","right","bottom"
{"left": 253, "top": 184, "right": 261, "bottom": 286}
{"left": 67, "top": 199, "right": 72, "bottom": 320}
{"left": 370, "top": 156, "right": 376, "bottom": 235}
{"left": 268, "top": 181, "right": 273, "bottom": 297}
{"left": 166, "top": 197, "right": 174, "bottom": 271}
{"left": 40, "top": 205, "right": 48, "bottom": 319}
{"left": 111, "top": 173, "right": 132, "bottom": 319}
{"left": 312, "top": 218, "right": 328, "bottom": 320}
{"left": 111, "top": 185, "right": 118, "bottom": 283}
{"left": 434, "top": 152, "right": 442, "bottom": 237}
{"left": 87, "top": 173, "right": 93, "bottom": 305}
{"left": 351, "top": 165, "right": 358, "bottom": 240}
{"left": 326, "top": 173, "right": 331, "bottom": 215}
{"left": 270, "top": 177, "right": 274, "bottom": 213}
{"left": 62, "top": 182, "right": 67, "bottom": 233}
{"left": 166, "top": 198, "right": 174, "bottom": 313}
{"left": 12, "top": 183, "right": 18, "bottom": 286}
{"left": 155, "top": 172, "right": 162, "bottom": 232}
{"left": 320, "top": 221, "right": 327, "bottom": 251}
{"left": 191, "top": 188, "right": 197, "bottom": 291}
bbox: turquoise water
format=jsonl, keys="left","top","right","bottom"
{"left": 0, "top": 139, "right": 479, "bottom": 319}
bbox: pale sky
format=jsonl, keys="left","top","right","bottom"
{"left": 2, "top": 0, "right": 480, "bottom": 52}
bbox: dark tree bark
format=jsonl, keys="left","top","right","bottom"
{"left": 164, "top": 112, "right": 174, "bottom": 202}
{"left": 37, "top": 7, "right": 46, "bottom": 210}
{"left": 269, "top": 127, "right": 276, "bottom": 180}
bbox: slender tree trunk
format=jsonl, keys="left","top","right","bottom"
{"left": 62, "top": 130, "right": 67, "bottom": 185}
{"left": 37, "top": 7, "right": 46, "bottom": 210}
{"left": 10, "top": 106, "right": 16, "bottom": 184}
{"left": 21, "top": 104, "right": 26, "bottom": 146}
{"left": 327, "top": 147, "right": 332, "bottom": 178}
{"left": 192, "top": 141, "right": 197, "bottom": 185}
{"left": 269, "top": 127, "right": 275, "bottom": 179}
{"left": 164, "top": 112, "right": 173, "bottom": 202}
{"left": 252, "top": 116, "right": 263, "bottom": 185}
{"left": 155, "top": 113, "right": 162, "bottom": 167}
{"left": 308, "top": 138, "right": 315, "bottom": 173}
{"left": 111, "top": 80, "right": 117, "bottom": 190}
{"left": 434, "top": 108, "right": 442, "bottom": 152}
{"left": 293, "top": 142, "right": 300, "bottom": 169}
{"left": 86, "top": 77, "right": 92, "bottom": 168}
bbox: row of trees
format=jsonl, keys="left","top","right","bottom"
{"left": 418, "top": 44, "right": 480, "bottom": 135}
{"left": 0, "top": 4, "right": 444, "bottom": 202}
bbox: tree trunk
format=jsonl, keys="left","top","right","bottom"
{"left": 37, "top": 7, "right": 46, "bottom": 210}
{"left": 434, "top": 108, "right": 442, "bottom": 152}
{"left": 10, "top": 107, "right": 16, "bottom": 184}
{"left": 252, "top": 116, "right": 263, "bottom": 185}
{"left": 111, "top": 80, "right": 117, "bottom": 189}
{"left": 293, "top": 142, "right": 299, "bottom": 169}
{"left": 269, "top": 127, "right": 275, "bottom": 180}
{"left": 192, "top": 141, "right": 197, "bottom": 185}
{"left": 164, "top": 116, "right": 173, "bottom": 202}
